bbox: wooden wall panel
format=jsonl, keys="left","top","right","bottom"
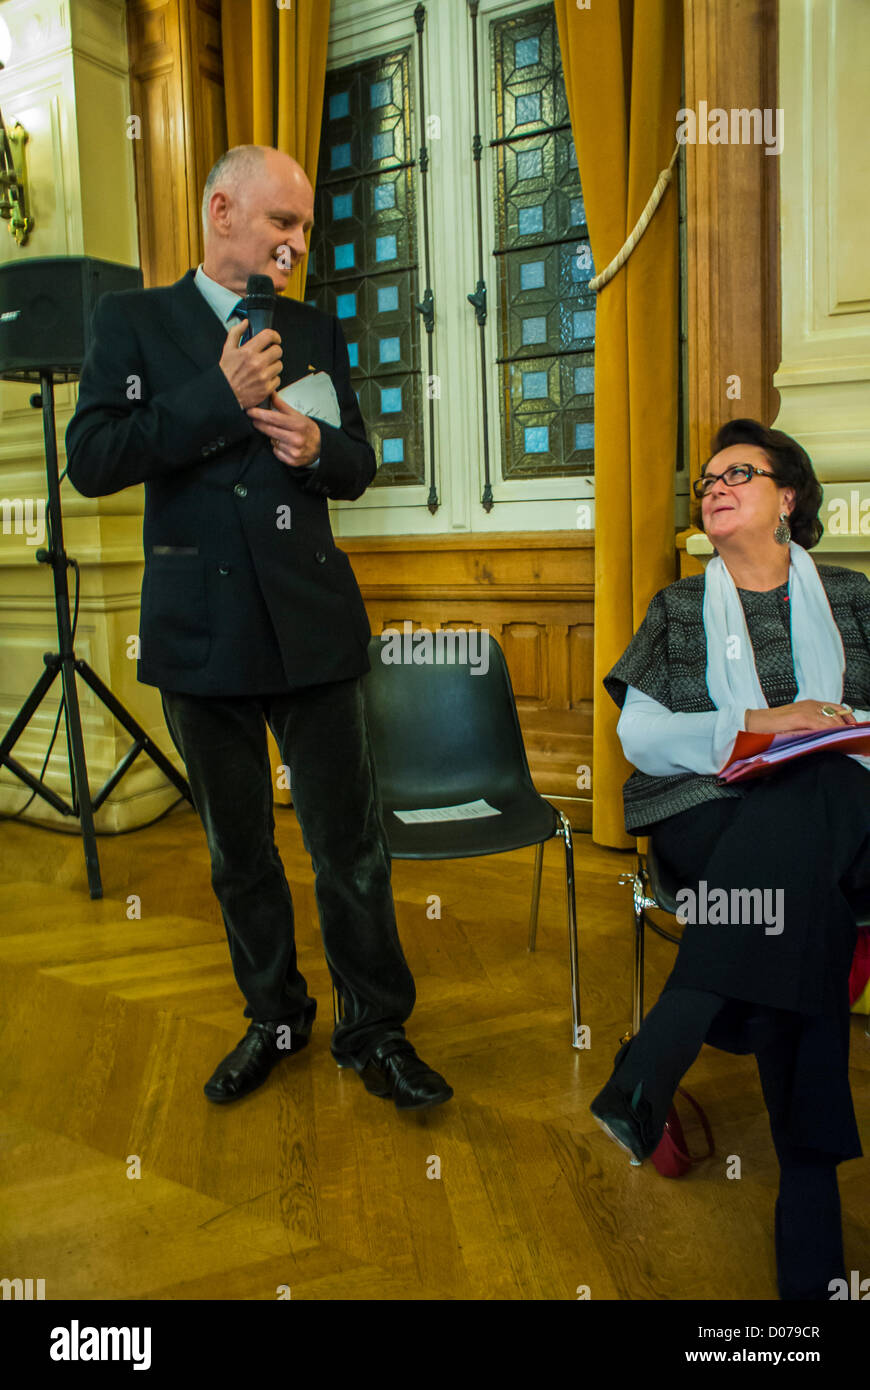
{"left": 135, "top": 60, "right": 189, "bottom": 285}
{"left": 342, "top": 533, "right": 594, "bottom": 829}
{"left": 501, "top": 624, "right": 547, "bottom": 702}
{"left": 126, "top": 0, "right": 226, "bottom": 287}
{"left": 182, "top": 0, "right": 227, "bottom": 265}
{"left": 568, "top": 621, "right": 594, "bottom": 704}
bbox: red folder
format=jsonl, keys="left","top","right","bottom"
{"left": 718, "top": 721, "right": 870, "bottom": 784}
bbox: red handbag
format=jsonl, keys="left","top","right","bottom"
{"left": 849, "top": 928, "right": 870, "bottom": 1010}
{"left": 650, "top": 1086, "right": 715, "bottom": 1178}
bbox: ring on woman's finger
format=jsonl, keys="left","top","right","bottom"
{"left": 820, "top": 705, "right": 842, "bottom": 717}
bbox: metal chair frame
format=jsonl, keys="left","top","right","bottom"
{"left": 333, "top": 808, "right": 581, "bottom": 1048}
{"left": 619, "top": 851, "right": 682, "bottom": 1036}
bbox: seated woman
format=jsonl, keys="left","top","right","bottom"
{"left": 590, "top": 417, "right": 870, "bottom": 1301}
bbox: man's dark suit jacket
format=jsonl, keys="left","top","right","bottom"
{"left": 65, "top": 267, "right": 375, "bottom": 695}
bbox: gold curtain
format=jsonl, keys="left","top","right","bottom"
{"left": 554, "top": 0, "right": 683, "bottom": 848}
{"left": 221, "top": 0, "right": 331, "bottom": 300}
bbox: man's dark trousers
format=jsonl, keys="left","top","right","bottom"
{"left": 160, "top": 674, "right": 416, "bottom": 1066}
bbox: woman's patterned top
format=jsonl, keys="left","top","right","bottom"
{"left": 604, "top": 564, "right": 870, "bottom": 833}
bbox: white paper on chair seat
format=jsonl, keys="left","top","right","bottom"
{"left": 392, "top": 798, "right": 502, "bottom": 824}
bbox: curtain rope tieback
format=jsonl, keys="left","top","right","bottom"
{"left": 587, "top": 144, "right": 680, "bottom": 294}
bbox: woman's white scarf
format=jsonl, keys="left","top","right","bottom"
{"left": 703, "top": 541, "right": 869, "bottom": 770}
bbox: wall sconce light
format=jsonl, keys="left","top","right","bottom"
{"left": 0, "top": 14, "right": 32, "bottom": 246}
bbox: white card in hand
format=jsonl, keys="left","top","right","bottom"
{"left": 276, "top": 372, "right": 341, "bottom": 427}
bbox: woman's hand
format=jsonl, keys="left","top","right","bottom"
{"left": 745, "top": 701, "right": 858, "bottom": 734}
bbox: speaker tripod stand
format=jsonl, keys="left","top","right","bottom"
{"left": 0, "top": 368, "right": 193, "bottom": 899}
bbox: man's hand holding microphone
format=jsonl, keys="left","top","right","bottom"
{"left": 218, "top": 273, "right": 321, "bottom": 469}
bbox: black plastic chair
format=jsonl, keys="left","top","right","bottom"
{"left": 331, "top": 630, "right": 581, "bottom": 1048}
{"left": 622, "top": 842, "right": 870, "bottom": 1037}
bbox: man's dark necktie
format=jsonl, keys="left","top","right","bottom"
{"left": 229, "top": 300, "right": 252, "bottom": 344}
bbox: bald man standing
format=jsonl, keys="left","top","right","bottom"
{"left": 66, "top": 145, "right": 452, "bottom": 1111}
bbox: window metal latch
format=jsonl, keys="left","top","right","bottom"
{"left": 467, "top": 280, "right": 486, "bottom": 326}
{"left": 414, "top": 286, "right": 435, "bottom": 334}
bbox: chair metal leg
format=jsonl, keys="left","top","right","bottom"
{"left": 619, "top": 855, "right": 647, "bottom": 1037}
{"left": 527, "top": 840, "right": 544, "bottom": 951}
{"left": 557, "top": 810, "right": 582, "bottom": 1048}
{"left": 632, "top": 858, "right": 645, "bottom": 1035}
{"left": 332, "top": 983, "right": 343, "bottom": 1026}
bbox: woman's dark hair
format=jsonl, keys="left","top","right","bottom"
{"left": 701, "top": 417, "right": 823, "bottom": 549}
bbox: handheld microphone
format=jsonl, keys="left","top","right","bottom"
{"left": 244, "top": 274, "right": 278, "bottom": 408}
{"left": 244, "top": 273, "right": 276, "bottom": 338}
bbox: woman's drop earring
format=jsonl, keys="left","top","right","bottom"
{"left": 774, "top": 512, "right": 791, "bottom": 545}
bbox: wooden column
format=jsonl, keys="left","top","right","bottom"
{"left": 682, "top": 0, "right": 781, "bottom": 485}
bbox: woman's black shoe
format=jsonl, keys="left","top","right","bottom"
{"left": 589, "top": 1038, "right": 666, "bottom": 1164}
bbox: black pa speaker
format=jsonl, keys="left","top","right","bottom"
{"left": 0, "top": 256, "right": 143, "bottom": 383}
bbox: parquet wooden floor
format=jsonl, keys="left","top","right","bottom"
{"left": 1, "top": 803, "right": 868, "bottom": 1300}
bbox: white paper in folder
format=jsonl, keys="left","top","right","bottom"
{"left": 276, "top": 372, "right": 341, "bottom": 427}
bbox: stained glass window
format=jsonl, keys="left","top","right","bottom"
{"left": 491, "top": 5, "right": 595, "bottom": 478}
{"left": 306, "top": 49, "right": 423, "bottom": 487}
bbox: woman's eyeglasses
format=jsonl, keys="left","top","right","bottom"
{"left": 693, "top": 464, "right": 779, "bottom": 499}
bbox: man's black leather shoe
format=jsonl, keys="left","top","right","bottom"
{"left": 336, "top": 1038, "right": 453, "bottom": 1111}
{"left": 204, "top": 1020, "right": 310, "bottom": 1103}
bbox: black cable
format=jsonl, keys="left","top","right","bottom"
{"left": 0, "top": 791, "right": 191, "bottom": 834}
